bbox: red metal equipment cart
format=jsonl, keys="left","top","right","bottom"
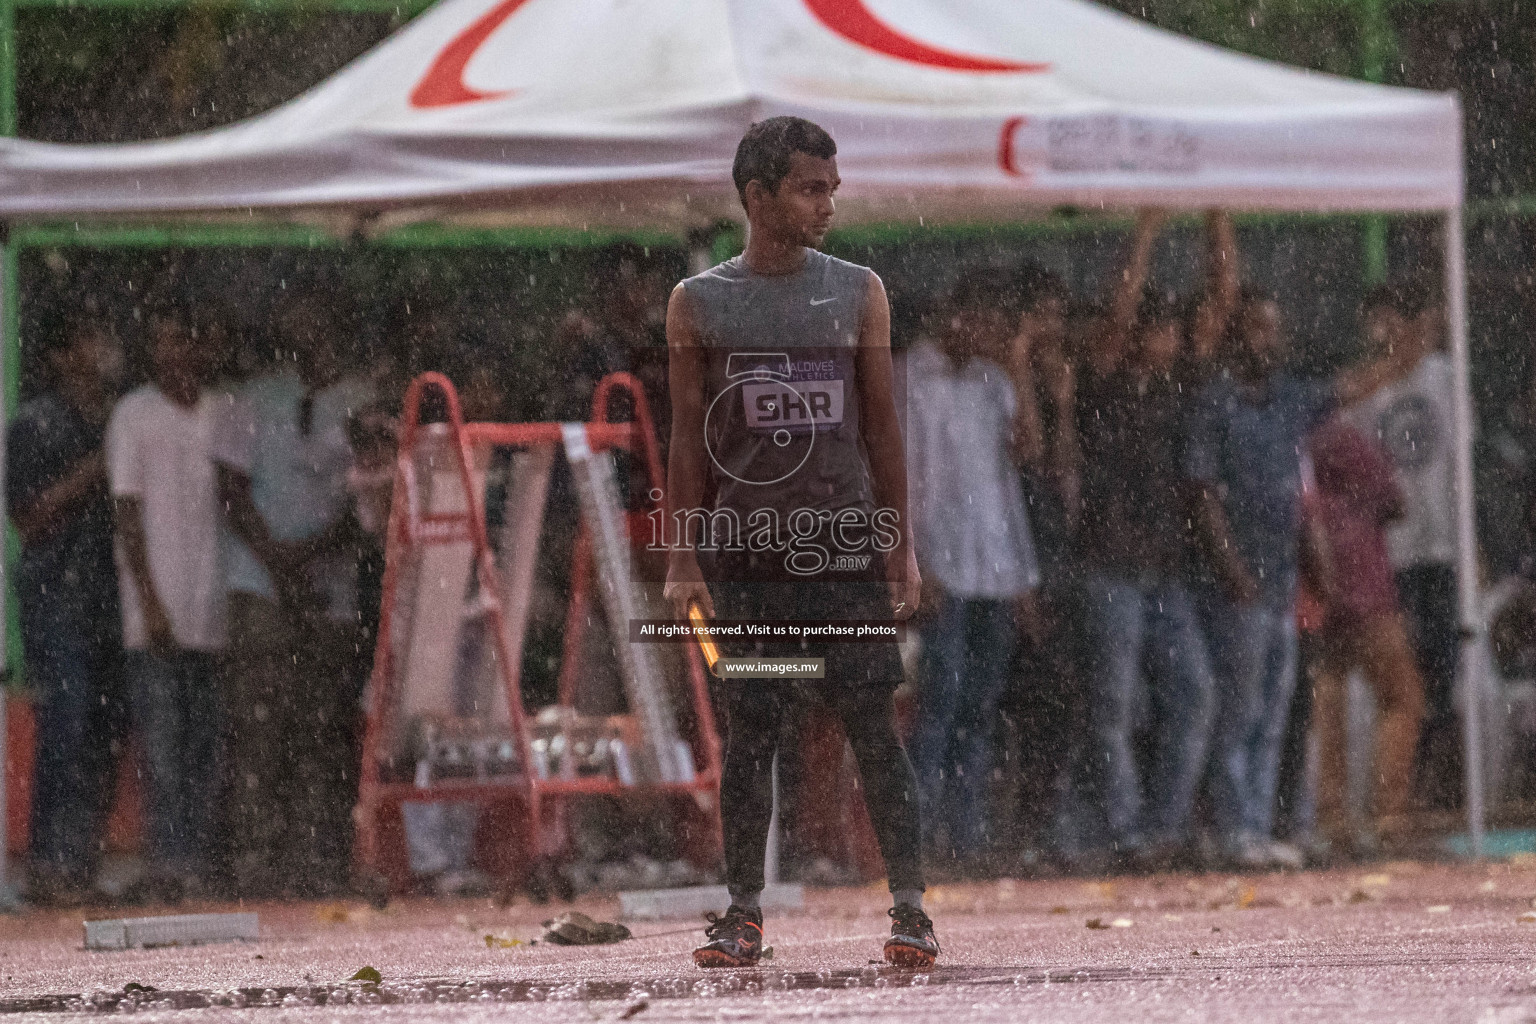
{"left": 353, "top": 370, "right": 723, "bottom": 897}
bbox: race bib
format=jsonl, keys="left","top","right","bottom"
{"left": 742, "top": 378, "right": 845, "bottom": 434}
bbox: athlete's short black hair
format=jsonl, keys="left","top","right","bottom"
{"left": 732, "top": 116, "right": 838, "bottom": 207}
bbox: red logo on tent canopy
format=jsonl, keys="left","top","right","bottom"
{"left": 410, "top": 0, "right": 533, "bottom": 108}
{"left": 411, "top": 0, "right": 1051, "bottom": 111}
{"left": 805, "top": 0, "right": 1049, "bottom": 73}
{"left": 998, "top": 116, "right": 1030, "bottom": 178}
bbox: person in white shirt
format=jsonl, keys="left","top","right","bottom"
{"left": 107, "top": 305, "right": 227, "bottom": 901}
{"left": 1348, "top": 281, "right": 1461, "bottom": 812}
{"left": 906, "top": 273, "right": 1041, "bottom": 870}
{"left": 213, "top": 297, "right": 372, "bottom": 898}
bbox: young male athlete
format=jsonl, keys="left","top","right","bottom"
{"left": 663, "top": 117, "right": 936, "bottom": 970}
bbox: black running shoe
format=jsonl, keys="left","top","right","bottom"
{"left": 883, "top": 905, "right": 939, "bottom": 969}
{"left": 693, "top": 905, "right": 764, "bottom": 968}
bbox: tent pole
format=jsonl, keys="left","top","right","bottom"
{"left": 1445, "top": 204, "right": 1485, "bottom": 860}
{"left": 686, "top": 220, "right": 739, "bottom": 276}
{"left": 1356, "top": 0, "right": 1392, "bottom": 287}
{"left": 0, "top": 227, "right": 14, "bottom": 909}
{"left": 0, "top": 0, "right": 13, "bottom": 139}
{"left": 686, "top": 233, "right": 713, "bottom": 276}
{"left": 0, "top": 0, "right": 16, "bottom": 908}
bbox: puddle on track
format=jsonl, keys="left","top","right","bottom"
{"left": 0, "top": 964, "right": 1182, "bottom": 1015}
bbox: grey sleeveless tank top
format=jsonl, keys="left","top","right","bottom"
{"left": 681, "top": 249, "right": 876, "bottom": 520}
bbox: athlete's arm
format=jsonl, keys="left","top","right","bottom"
{"left": 855, "top": 272, "right": 921, "bottom": 621}
{"left": 662, "top": 282, "right": 715, "bottom": 619}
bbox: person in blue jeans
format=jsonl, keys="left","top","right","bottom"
{"left": 7, "top": 317, "right": 127, "bottom": 906}
{"left": 1187, "top": 286, "right": 1409, "bottom": 869}
{"left": 907, "top": 274, "right": 1041, "bottom": 871}
{"left": 107, "top": 305, "right": 229, "bottom": 902}
{"left": 1074, "top": 287, "right": 1217, "bottom": 870}
{"left": 1046, "top": 208, "right": 1238, "bottom": 872}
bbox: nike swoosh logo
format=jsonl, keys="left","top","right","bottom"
{"left": 810, "top": 297, "right": 839, "bottom": 306}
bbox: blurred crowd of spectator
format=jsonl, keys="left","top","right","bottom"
{"left": 7, "top": 242, "right": 672, "bottom": 907}
{"left": 903, "top": 209, "right": 1466, "bottom": 878}
{"left": 2, "top": 217, "right": 1498, "bottom": 907}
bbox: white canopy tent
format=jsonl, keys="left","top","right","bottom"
{"left": 0, "top": 0, "right": 1481, "bottom": 884}
{"left": 0, "top": 0, "right": 1463, "bottom": 218}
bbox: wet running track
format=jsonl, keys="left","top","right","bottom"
{"left": 2, "top": 863, "right": 1535, "bottom": 1022}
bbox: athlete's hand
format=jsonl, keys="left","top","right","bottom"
{"left": 888, "top": 545, "right": 921, "bottom": 621}
{"left": 664, "top": 555, "right": 714, "bottom": 620}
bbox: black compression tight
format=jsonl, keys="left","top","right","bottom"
{"left": 719, "top": 682, "right": 925, "bottom": 903}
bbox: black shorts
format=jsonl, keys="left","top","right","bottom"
{"left": 705, "top": 576, "right": 905, "bottom": 691}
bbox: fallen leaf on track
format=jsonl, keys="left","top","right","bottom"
{"left": 316, "top": 904, "right": 352, "bottom": 925}
{"left": 1082, "top": 882, "right": 1117, "bottom": 901}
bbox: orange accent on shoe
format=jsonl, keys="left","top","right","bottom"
{"left": 694, "top": 948, "right": 756, "bottom": 969}
{"left": 883, "top": 941, "right": 938, "bottom": 970}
